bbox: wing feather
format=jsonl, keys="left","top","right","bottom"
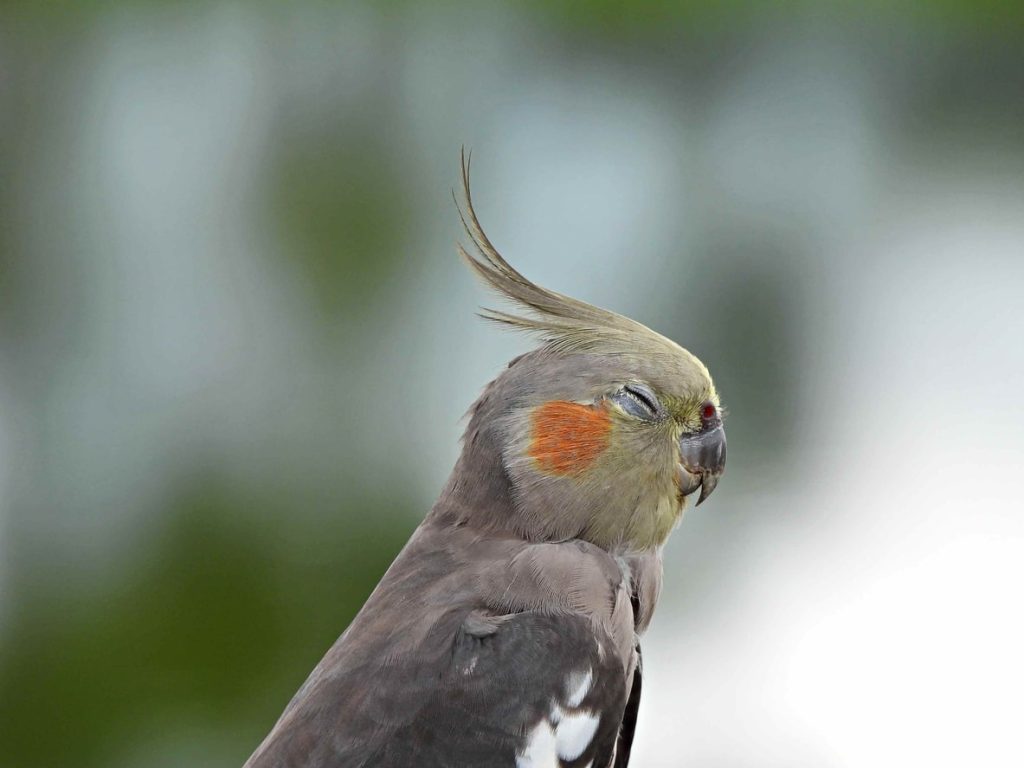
{"left": 245, "top": 609, "right": 629, "bottom": 768}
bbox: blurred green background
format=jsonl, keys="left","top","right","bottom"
{"left": 1, "top": 3, "right": 1022, "bottom": 767}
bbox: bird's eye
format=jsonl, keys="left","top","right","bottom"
{"left": 611, "top": 384, "right": 662, "bottom": 420}
{"left": 700, "top": 400, "right": 719, "bottom": 425}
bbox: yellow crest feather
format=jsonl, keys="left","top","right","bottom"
{"left": 454, "top": 148, "right": 705, "bottom": 378}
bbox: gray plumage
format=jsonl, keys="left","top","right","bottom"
{"left": 243, "top": 153, "right": 725, "bottom": 768}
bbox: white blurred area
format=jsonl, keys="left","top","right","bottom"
{"left": 641, "top": 194, "right": 1024, "bottom": 766}
{"left": 1, "top": 5, "right": 1022, "bottom": 766}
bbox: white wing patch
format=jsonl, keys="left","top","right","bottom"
{"left": 516, "top": 720, "right": 558, "bottom": 768}
{"left": 565, "top": 668, "right": 593, "bottom": 707}
{"left": 555, "top": 710, "right": 600, "bottom": 761}
{"left": 516, "top": 668, "right": 600, "bottom": 768}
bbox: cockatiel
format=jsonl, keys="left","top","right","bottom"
{"left": 244, "top": 155, "right": 726, "bottom": 768}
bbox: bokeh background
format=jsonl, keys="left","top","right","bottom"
{"left": 2, "top": 3, "right": 1023, "bottom": 766}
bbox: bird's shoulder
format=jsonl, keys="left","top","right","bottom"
{"left": 244, "top": 524, "right": 658, "bottom": 768}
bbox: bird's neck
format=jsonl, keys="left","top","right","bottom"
{"left": 428, "top": 421, "right": 520, "bottom": 536}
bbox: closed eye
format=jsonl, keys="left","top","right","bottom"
{"left": 611, "top": 384, "right": 663, "bottom": 420}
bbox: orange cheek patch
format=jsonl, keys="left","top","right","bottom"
{"left": 528, "top": 401, "right": 612, "bottom": 476}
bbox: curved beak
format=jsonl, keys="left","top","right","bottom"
{"left": 677, "top": 423, "right": 726, "bottom": 506}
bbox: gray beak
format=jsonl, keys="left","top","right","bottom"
{"left": 677, "top": 423, "right": 726, "bottom": 506}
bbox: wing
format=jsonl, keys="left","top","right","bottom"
{"left": 246, "top": 608, "right": 630, "bottom": 768}
{"left": 612, "top": 644, "right": 642, "bottom": 768}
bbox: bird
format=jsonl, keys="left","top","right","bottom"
{"left": 243, "top": 153, "right": 726, "bottom": 768}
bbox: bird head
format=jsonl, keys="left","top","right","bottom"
{"left": 445, "top": 155, "right": 725, "bottom": 553}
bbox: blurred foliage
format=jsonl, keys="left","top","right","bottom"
{"left": 0, "top": 472, "right": 410, "bottom": 767}
{"left": 268, "top": 130, "right": 413, "bottom": 317}
{"left": 3, "top": 0, "right": 1024, "bottom": 30}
